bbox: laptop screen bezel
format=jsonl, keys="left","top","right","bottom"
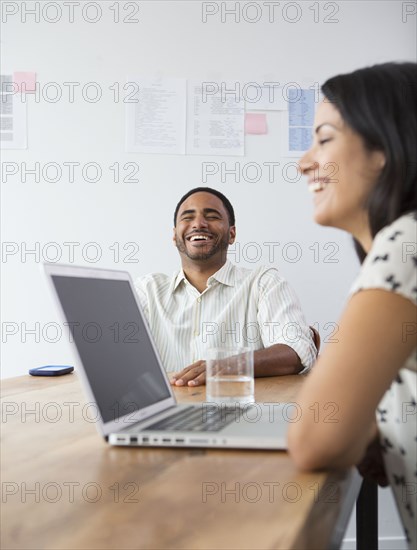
{"left": 44, "top": 263, "right": 177, "bottom": 438}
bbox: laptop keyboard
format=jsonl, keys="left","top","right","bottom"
{"left": 143, "top": 406, "right": 243, "bottom": 433}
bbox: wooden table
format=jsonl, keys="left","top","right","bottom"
{"left": 1, "top": 374, "right": 361, "bottom": 549}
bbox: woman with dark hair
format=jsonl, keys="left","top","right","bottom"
{"left": 288, "top": 62, "right": 416, "bottom": 548}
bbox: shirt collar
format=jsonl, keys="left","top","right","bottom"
{"left": 171, "top": 260, "right": 236, "bottom": 294}
{"left": 171, "top": 270, "right": 186, "bottom": 293}
{"left": 208, "top": 260, "right": 235, "bottom": 287}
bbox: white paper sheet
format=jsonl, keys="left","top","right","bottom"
{"left": 125, "top": 77, "right": 186, "bottom": 154}
{"left": 1, "top": 75, "right": 27, "bottom": 150}
{"left": 186, "top": 81, "right": 244, "bottom": 156}
{"left": 246, "top": 85, "right": 287, "bottom": 111}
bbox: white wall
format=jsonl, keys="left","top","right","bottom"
{"left": 2, "top": 1, "right": 416, "bottom": 545}
{"left": 3, "top": 0, "right": 415, "bottom": 379}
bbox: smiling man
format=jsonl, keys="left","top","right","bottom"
{"left": 135, "top": 187, "right": 317, "bottom": 386}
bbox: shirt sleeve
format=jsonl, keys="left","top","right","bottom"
{"left": 350, "top": 213, "right": 417, "bottom": 306}
{"left": 256, "top": 268, "right": 317, "bottom": 373}
{"left": 133, "top": 276, "right": 150, "bottom": 322}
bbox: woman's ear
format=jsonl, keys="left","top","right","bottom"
{"left": 375, "top": 150, "right": 386, "bottom": 170}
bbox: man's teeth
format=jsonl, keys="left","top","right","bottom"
{"left": 308, "top": 180, "right": 328, "bottom": 193}
{"left": 190, "top": 235, "right": 210, "bottom": 241}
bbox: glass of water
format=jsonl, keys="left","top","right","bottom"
{"left": 206, "top": 347, "right": 254, "bottom": 405}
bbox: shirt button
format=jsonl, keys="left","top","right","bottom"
{"left": 197, "top": 297, "right": 201, "bottom": 303}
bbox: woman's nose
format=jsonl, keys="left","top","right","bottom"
{"left": 298, "top": 150, "right": 318, "bottom": 176}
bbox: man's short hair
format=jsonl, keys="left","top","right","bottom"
{"left": 173, "top": 187, "right": 235, "bottom": 226}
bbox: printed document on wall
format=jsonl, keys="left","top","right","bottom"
{"left": 187, "top": 81, "right": 244, "bottom": 156}
{"left": 282, "top": 88, "right": 315, "bottom": 157}
{"left": 125, "top": 77, "right": 186, "bottom": 154}
{"left": 1, "top": 75, "right": 27, "bottom": 150}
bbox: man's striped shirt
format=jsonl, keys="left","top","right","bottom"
{"left": 134, "top": 260, "right": 317, "bottom": 373}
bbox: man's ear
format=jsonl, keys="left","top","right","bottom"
{"left": 172, "top": 227, "right": 177, "bottom": 245}
{"left": 229, "top": 226, "right": 236, "bottom": 244}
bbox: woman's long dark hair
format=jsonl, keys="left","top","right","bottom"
{"left": 321, "top": 62, "right": 417, "bottom": 261}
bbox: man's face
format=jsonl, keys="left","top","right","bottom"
{"left": 173, "top": 192, "right": 236, "bottom": 263}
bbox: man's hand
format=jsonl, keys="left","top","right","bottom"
{"left": 170, "top": 360, "right": 207, "bottom": 387}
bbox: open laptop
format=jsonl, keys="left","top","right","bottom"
{"left": 44, "top": 264, "right": 292, "bottom": 449}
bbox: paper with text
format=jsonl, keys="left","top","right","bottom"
{"left": 125, "top": 77, "right": 186, "bottom": 154}
{"left": 1, "top": 75, "right": 27, "bottom": 150}
{"left": 283, "top": 88, "right": 315, "bottom": 157}
{"left": 186, "top": 80, "right": 244, "bottom": 156}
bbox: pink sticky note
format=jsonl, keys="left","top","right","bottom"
{"left": 245, "top": 113, "right": 267, "bottom": 135}
{"left": 13, "top": 72, "right": 37, "bottom": 93}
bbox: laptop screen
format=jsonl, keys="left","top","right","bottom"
{"left": 51, "top": 275, "right": 171, "bottom": 423}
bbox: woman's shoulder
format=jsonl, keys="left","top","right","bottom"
{"left": 374, "top": 211, "right": 417, "bottom": 245}
{"left": 370, "top": 212, "right": 417, "bottom": 271}
{"left": 350, "top": 212, "right": 417, "bottom": 304}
